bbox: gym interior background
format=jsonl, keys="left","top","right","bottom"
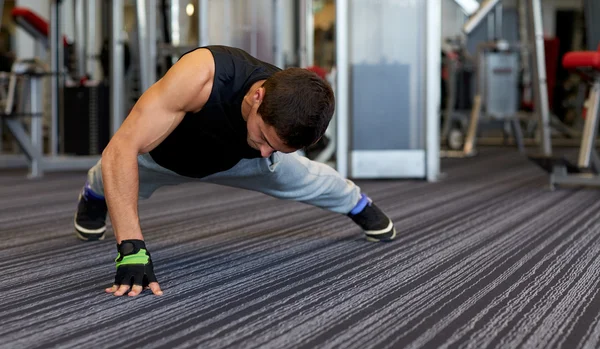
{"left": 2, "top": 0, "right": 600, "bottom": 348}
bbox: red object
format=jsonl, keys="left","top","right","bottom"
{"left": 562, "top": 46, "right": 600, "bottom": 121}
{"left": 306, "top": 66, "right": 328, "bottom": 79}
{"left": 545, "top": 38, "right": 560, "bottom": 108}
{"left": 522, "top": 37, "right": 560, "bottom": 111}
{"left": 11, "top": 8, "right": 68, "bottom": 47}
{"left": 562, "top": 51, "right": 600, "bottom": 70}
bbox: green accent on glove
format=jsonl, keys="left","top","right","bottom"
{"left": 115, "top": 249, "right": 150, "bottom": 268}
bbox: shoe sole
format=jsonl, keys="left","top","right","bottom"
{"left": 74, "top": 218, "right": 106, "bottom": 241}
{"left": 366, "top": 227, "right": 397, "bottom": 242}
{"left": 365, "top": 220, "right": 396, "bottom": 242}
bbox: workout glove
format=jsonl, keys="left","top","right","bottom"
{"left": 114, "top": 239, "right": 158, "bottom": 288}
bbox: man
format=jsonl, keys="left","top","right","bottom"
{"left": 74, "top": 46, "right": 396, "bottom": 297}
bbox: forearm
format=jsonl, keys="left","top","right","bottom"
{"left": 101, "top": 144, "right": 144, "bottom": 243}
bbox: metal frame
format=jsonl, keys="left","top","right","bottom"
{"left": 273, "top": 0, "right": 285, "bottom": 68}
{"left": 223, "top": 0, "right": 231, "bottom": 46}
{"left": 74, "top": 0, "right": 86, "bottom": 79}
{"left": 86, "top": 0, "right": 97, "bottom": 80}
{"left": 0, "top": 57, "right": 98, "bottom": 177}
{"left": 148, "top": 0, "right": 157, "bottom": 85}
{"left": 50, "top": 0, "right": 62, "bottom": 155}
{"left": 1, "top": 0, "right": 100, "bottom": 177}
{"left": 335, "top": 0, "right": 349, "bottom": 178}
{"left": 135, "top": 0, "right": 150, "bottom": 92}
{"left": 527, "top": 0, "right": 600, "bottom": 190}
{"left": 14, "top": 19, "right": 49, "bottom": 48}
{"left": 299, "top": 0, "right": 314, "bottom": 67}
{"left": 170, "top": 0, "right": 181, "bottom": 46}
{"left": 198, "top": 0, "right": 209, "bottom": 47}
{"left": 441, "top": 41, "right": 526, "bottom": 158}
{"left": 546, "top": 81, "right": 600, "bottom": 189}
{"left": 443, "top": 0, "right": 556, "bottom": 158}
{"left": 110, "top": 0, "right": 124, "bottom": 137}
{"left": 527, "top": 0, "right": 552, "bottom": 156}
{"left": 426, "top": 0, "right": 442, "bottom": 181}
{"left": 577, "top": 81, "right": 600, "bottom": 170}
{"left": 442, "top": 0, "right": 565, "bottom": 160}
{"left": 1, "top": 61, "right": 44, "bottom": 178}
{"left": 463, "top": 0, "right": 501, "bottom": 35}
{"left": 453, "top": 0, "right": 480, "bottom": 16}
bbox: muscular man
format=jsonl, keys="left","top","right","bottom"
{"left": 73, "top": 46, "right": 396, "bottom": 297}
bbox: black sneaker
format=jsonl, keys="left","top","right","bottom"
{"left": 74, "top": 185, "right": 108, "bottom": 241}
{"left": 348, "top": 194, "right": 396, "bottom": 242}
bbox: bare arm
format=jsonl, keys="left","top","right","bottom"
{"left": 101, "top": 48, "right": 214, "bottom": 244}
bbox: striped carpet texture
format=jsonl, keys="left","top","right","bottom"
{"left": 2, "top": 148, "right": 600, "bottom": 349}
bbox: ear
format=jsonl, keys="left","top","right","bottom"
{"left": 254, "top": 87, "right": 265, "bottom": 104}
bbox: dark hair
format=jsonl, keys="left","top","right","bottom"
{"left": 258, "top": 67, "right": 335, "bottom": 149}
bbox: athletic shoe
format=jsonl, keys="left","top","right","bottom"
{"left": 74, "top": 184, "right": 107, "bottom": 241}
{"left": 348, "top": 194, "right": 396, "bottom": 242}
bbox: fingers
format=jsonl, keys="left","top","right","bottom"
{"left": 113, "top": 284, "right": 131, "bottom": 297}
{"left": 128, "top": 284, "right": 143, "bottom": 297}
{"left": 106, "top": 282, "right": 163, "bottom": 296}
{"left": 148, "top": 282, "right": 163, "bottom": 296}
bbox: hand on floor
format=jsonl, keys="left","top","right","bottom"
{"left": 106, "top": 239, "right": 163, "bottom": 297}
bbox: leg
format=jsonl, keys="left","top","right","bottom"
{"left": 86, "top": 153, "right": 189, "bottom": 200}
{"left": 74, "top": 154, "right": 193, "bottom": 241}
{"left": 202, "top": 151, "right": 359, "bottom": 213}
{"left": 201, "top": 152, "right": 396, "bottom": 241}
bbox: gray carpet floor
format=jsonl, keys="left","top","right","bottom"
{"left": 1, "top": 148, "right": 600, "bottom": 349}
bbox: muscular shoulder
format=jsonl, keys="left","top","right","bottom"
{"left": 177, "top": 48, "right": 215, "bottom": 84}
{"left": 166, "top": 48, "right": 215, "bottom": 113}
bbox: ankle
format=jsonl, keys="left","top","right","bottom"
{"left": 348, "top": 193, "right": 372, "bottom": 216}
{"left": 83, "top": 182, "right": 105, "bottom": 201}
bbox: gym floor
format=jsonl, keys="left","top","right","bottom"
{"left": 2, "top": 148, "right": 600, "bottom": 349}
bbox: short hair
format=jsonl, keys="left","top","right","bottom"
{"left": 258, "top": 67, "right": 335, "bottom": 149}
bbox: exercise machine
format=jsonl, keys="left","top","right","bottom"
{"left": 0, "top": 3, "right": 101, "bottom": 178}
{"left": 441, "top": 0, "right": 526, "bottom": 158}
{"left": 0, "top": 60, "right": 46, "bottom": 178}
{"left": 529, "top": 46, "right": 600, "bottom": 189}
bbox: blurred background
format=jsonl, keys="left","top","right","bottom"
{"left": 0, "top": 0, "right": 597, "bottom": 188}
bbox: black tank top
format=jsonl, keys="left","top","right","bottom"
{"left": 149, "top": 46, "right": 281, "bottom": 178}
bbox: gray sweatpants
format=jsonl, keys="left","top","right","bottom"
{"left": 86, "top": 151, "right": 362, "bottom": 215}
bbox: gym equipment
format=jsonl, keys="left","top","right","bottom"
{"left": 527, "top": 0, "right": 552, "bottom": 156}
{"left": 63, "top": 83, "right": 110, "bottom": 156}
{"left": 529, "top": 46, "right": 600, "bottom": 189}
{"left": 441, "top": 0, "right": 525, "bottom": 158}
{"left": 463, "top": 0, "right": 501, "bottom": 35}
{"left": 113, "top": 0, "right": 293, "bottom": 135}
{"left": 440, "top": 38, "right": 476, "bottom": 151}
{"left": 0, "top": 60, "right": 46, "bottom": 178}
{"left": 11, "top": 8, "right": 69, "bottom": 50}
{"left": 0, "top": 3, "right": 101, "bottom": 178}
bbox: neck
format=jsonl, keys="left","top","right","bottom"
{"left": 241, "top": 80, "right": 266, "bottom": 121}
